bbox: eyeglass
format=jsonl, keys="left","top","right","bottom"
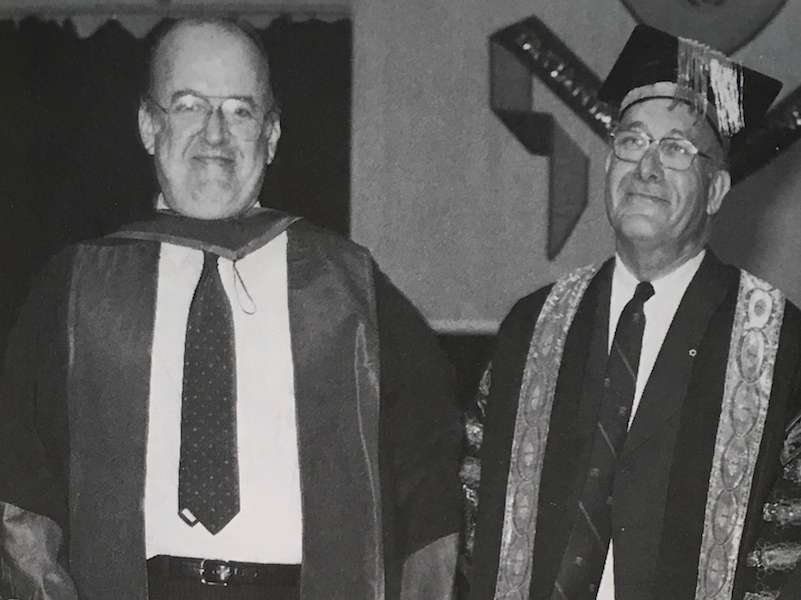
{"left": 146, "top": 92, "right": 274, "bottom": 141}
{"left": 610, "top": 129, "right": 715, "bottom": 171}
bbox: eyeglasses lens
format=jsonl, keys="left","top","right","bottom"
{"left": 612, "top": 131, "right": 698, "bottom": 171}
{"left": 169, "top": 95, "right": 264, "bottom": 140}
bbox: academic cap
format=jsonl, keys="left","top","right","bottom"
{"left": 597, "top": 24, "right": 782, "bottom": 138}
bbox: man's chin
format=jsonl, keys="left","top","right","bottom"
{"left": 165, "top": 193, "right": 254, "bottom": 220}
{"left": 616, "top": 215, "right": 663, "bottom": 242}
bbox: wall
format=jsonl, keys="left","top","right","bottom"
{"left": 352, "top": 0, "right": 801, "bottom": 332}
{"left": 714, "top": 3, "right": 801, "bottom": 299}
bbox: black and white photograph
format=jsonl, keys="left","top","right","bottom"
{"left": 2, "top": 1, "right": 801, "bottom": 599}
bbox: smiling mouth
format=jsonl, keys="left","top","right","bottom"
{"left": 626, "top": 191, "right": 667, "bottom": 203}
{"left": 193, "top": 155, "right": 235, "bottom": 165}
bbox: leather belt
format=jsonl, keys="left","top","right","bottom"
{"left": 148, "top": 555, "right": 301, "bottom": 587}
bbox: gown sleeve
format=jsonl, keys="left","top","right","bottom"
{"left": 0, "top": 249, "right": 78, "bottom": 599}
{"left": 374, "top": 266, "right": 462, "bottom": 600}
{"left": 742, "top": 302, "right": 801, "bottom": 599}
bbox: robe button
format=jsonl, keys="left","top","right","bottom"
{"left": 689, "top": 348, "right": 697, "bottom": 357}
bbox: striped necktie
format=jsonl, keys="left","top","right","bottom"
{"left": 552, "top": 281, "right": 654, "bottom": 599}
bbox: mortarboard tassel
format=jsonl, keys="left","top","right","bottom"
{"left": 709, "top": 56, "right": 745, "bottom": 136}
{"left": 677, "top": 37, "right": 710, "bottom": 121}
{"left": 677, "top": 36, "right": 745, "bottom": 136}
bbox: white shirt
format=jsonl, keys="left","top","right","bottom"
{"left": 143, "top": 231, "right": 303, "bottom": 563}
{"left": 597, "top": 250, "right": 705, "bottom": 599}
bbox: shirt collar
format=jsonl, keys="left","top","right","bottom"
{"left": 613, "top": 249, "right": 706, "bottom": 300}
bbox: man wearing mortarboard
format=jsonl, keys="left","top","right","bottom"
{"left": 467, "top": 24, "right": 801, "bottom": 600}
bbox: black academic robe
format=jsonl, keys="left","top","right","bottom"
{"left": 469, "top": 252, "right": 801, "bottom": 600}
{"left": 0, "top": 212, "right": 461, "bottom": 600}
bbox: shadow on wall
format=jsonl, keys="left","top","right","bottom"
{"left": 712, "top": 137, "right": 801, "bottom": 305}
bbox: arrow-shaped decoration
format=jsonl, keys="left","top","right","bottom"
{"left": 491, "top": 15, "right": 801, "bottom": 259}
{"left": 490, "top": 26, "right": 596, "bottom": 260}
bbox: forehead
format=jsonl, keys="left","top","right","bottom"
{"left": 153, "top": 23, "right": 268, "bottom": 100}
{"left": 618, "top": 98, "right": 719, "bottom": 148}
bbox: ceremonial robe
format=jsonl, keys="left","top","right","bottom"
{"left": 469, "top": 252, "right": 801, "bottom": 600}
{"left": 0, "top": 210, "right": 461, "bottom": 600}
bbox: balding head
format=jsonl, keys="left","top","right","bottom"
{"left": 149, "top": 19, "right": 274, "bottom": 109}
{"left": 138, "top": 18, "right": 281, "bottom": 220}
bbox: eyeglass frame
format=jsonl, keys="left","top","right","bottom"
{"left": 143, "top": 91, "right": 279, "bottom": 141}
{"left": 608, "top": 128, "right": 719, "bottom": 172}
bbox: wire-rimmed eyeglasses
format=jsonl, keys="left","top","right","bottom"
{"left": 145, "top": 92, "right": 276, "bottom": 141}
{"left": 610, "top": 129, "right": 716, "bottom": 171}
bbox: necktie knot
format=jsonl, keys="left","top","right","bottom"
{"left": 634, "top": 281, "right": 655, "bottom": 304}
{"left": 200, "top": 251, "right": 222, "bottom": 281}
{"left": 202, "top": 250, "right": 218, "bottom": 268}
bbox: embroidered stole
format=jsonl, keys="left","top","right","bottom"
{"left": 493, "top": 266, "right": 785, "bottom": 600}
{"left": 695, "top": 272, "right": 784, "bottom": 599}
{"left": 494, "top": 264, "right": 601, "bottom": 598}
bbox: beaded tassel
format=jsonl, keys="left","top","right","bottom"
{"left": 677, "top": 36, "right": 745, "bottom": 136}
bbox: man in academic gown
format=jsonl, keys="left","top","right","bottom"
{"left": 467, "top": 25, "right": 801, "bottom": 600}
{"left": 0, "top": 18, "right": 461, "bottom": 600}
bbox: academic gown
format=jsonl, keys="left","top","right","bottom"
{"left": 0, "top": 209, "right": 462, "bottom": 600}
{"left": 469, "top": 251, "right": 801, "bottom": 600}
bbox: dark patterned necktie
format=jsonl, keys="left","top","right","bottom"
{"left": 178, "top": 251, "right": 240, "bottom": 535}
{"left": 552, "top": 281, "right": 654, "bottom": 599}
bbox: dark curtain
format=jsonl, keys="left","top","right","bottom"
{"left": 0, "top": 16, "right": 351, "bottom": 350}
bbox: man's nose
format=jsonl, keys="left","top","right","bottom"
{"left": 635, "top": 144, "right": 664, "bottom": 181}
{"left": 202, "top": 106, "right": 229, "bottom": 144}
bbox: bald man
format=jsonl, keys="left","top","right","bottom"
{"left": 0, "top": 19, "right": 461, "bottom": 600}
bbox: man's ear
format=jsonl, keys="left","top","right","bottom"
{"left": 264, "top": 117, "right": 281, "bottom": 165}
{"left": 706, "top": 168, "right": 731, "bottom": 216}
{"left": 138, "top": 101, "right": 157, "bottom": 156}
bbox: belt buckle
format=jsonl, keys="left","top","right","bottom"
{"left": 200, "top": 559, "right": 233, "bottom": 586}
